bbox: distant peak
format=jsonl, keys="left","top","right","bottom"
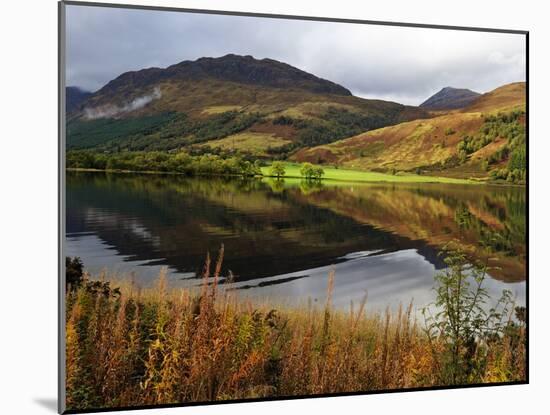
{"left": 67, "top": 86, "right": 93, "bottom": 95}
{"left": 441, "top": 86, "right": 472, "bottom": 92}
{"left": 66, "top": 86, "right": 93, "bottom": 112}
{"left": 420, "top": 87, "right": 480, "bottom": 110}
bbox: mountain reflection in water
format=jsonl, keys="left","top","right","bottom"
{"left": 66, "top": 172, "right": 526, "bottom": 310}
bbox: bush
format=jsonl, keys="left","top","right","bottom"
{"left": 66, "top": 150, "right": 262, "bottom": 178}
{"left": 66, "top": 256, "right": 121, "bottom": 299}
{"left": 422, "top": 246, "right": 516, "bottom": 384}
{"left": 272, "top": 115, "right": 294, "bottom": 125}
{"left": 66, "top": 257, "right": 84, "bottom": 292}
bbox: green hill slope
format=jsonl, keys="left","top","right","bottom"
{"left": 293, "top": 82, "right": 526, "bottom": 182}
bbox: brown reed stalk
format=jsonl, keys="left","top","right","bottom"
{"left": 64, "top": 256, "right": 526, "bottom": 410}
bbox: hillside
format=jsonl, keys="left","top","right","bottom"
{"left": 293, "top": 82, "right": 526, "bottom": 181}
{"left": 66, "top": 54, "right": 428, "bottom": 154}
{"left": 420, "top": 87, "right": 480, "bottom": 110}
{"left": 463, "top": 82, "right": 526, "bottom": 113}
{"left": 66, "top": 86, "right": 92, "bottom": 112}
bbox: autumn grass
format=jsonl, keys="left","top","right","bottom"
{"left": 65, "top": 250, "right": 525, "bottom": 411}
{"left": 202, "top": 132, "right": 292, "bottom": 156}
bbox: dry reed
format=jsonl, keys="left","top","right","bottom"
{"left": 65, "top": 252, "right": 526, "bottom": 410}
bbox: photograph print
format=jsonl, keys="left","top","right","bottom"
{"left": 61, "top": 1, "right": 527, "bottom": 412}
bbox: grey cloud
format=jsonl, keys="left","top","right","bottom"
{"left": 66, "top": 4, "right": 526, "bottom": 105}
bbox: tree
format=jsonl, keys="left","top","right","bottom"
{"left": 269, "top": 161, "right": 286, "bottom": 178}
{"left": 300, "top": 163, "right": 324, "bottom": 180}
{"left": 300, "top": 162, "right": 315, "bottom": 179}
{"left": 508, "top": 147, "right": 526, "bottom": 172}
{"left": 253, "top": 160, "right": 263, "bottom": 175}
{"left": 66, "top": 256, "right": 84, "bottom": 292}
{"left": 312, "top": 166, "right": 325, "bottom": 180}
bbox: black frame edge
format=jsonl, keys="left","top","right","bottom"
{"left": 61, "top": 0, "right": 528, "bottom": 34}
{"left": 524, "top": 30, "right": 530, "bottom": 385}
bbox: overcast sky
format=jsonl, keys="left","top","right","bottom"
{"left": 66, "top": 4, "right": 526, "bottom": 106}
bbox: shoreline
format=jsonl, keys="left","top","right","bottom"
{"left": 65, "top": 166, "right": 496, "bottom": 186}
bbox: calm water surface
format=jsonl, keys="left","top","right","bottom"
{"left": 66, "top": 172, "right": 526, "bottom": 311}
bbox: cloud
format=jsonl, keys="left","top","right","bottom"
{"left": 66, "top": 4, "right": 526, "bottom": 105}
{"left": 83, "top": 87, "right": 162, "bottom": 119}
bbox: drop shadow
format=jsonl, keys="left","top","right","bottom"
{"left": 34, "top": 398, "right": 57, "bottom": 413}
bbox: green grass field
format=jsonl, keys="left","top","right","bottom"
{"left": 261, "top": 163, "right": 477, "bottom": 185}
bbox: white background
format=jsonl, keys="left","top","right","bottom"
{"left": 0, "top": 0, "right": 547, "bottom": 414}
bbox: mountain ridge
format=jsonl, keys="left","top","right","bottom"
{"left": 91, "top": 54, "right": 352, "bottom": 104}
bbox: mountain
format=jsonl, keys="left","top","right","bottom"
{"left": 420, "top": 87, "right": 480, "bottom": 110}
{"left": 293, "top": 82, "right": 526, "bottom": 180}
{"left": 67, "top": 54, "right": 429, "bottom": 155}
{"left": 66, "top": 86, "right": 92, "bottom": 112}
{"left": 94, "top": 53, "right": 351, "bottom": 100}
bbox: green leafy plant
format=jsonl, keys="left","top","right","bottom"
{"left": 422, "top": 245, "right": 514, "bottom": 385}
